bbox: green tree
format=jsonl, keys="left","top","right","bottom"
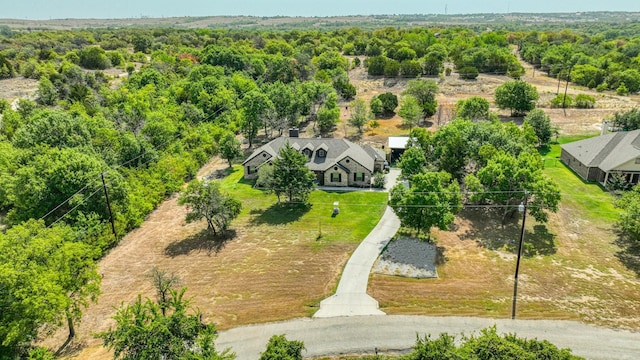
{"left": 399, "top": 146, "right": 427, "bottom": 180}
{"left": 271, "top": 142, "right": 316, "bottom": 203}
{"left": 316, "top": 93, "right": 340, "bottom": 136}
{"left": 616, "top": 184, "right": 640, "bottom": 242}
{"left": 241, "top": 90, "right": 273, "bottom": 146}
{"left": 494, "top": 80, "right": 539, "bottom": 116}
{"left": 36, "top": 77, "right": 58, "bottom": 106}
{"left": 12, "top": 110, "right": 90, "bottom": 149}
{"left": 348, "top": 99, "right": 371, "bottom": 134}
{"left": 458, "top": 66, "right": 479, "bottom": 80}
{"left": 132, "top": 34, "right": 153, "bottom": 53}
{"left": 178, "top": 179, "right": 242, "bottom": 236}
{"left": 366, "top": 56, "right": 387, "bottom": 76}
{"left": 611, "top": 108, "right": 640, "bottom": 131}
{"left": 455, "top": 96, "right": 491, "bottom": 122}
{"left": 369, "top": 96, "right": 384, "bottom": 117}
{"left": 9, "top": 148, "right": 126, "bottom": 224}
{"left": 523, "top": 109, "right": 552, "bottom": 146}
{"left": 377, "top": 92, "right": 398, "bottom": 114}
{"left": 79, "top": 46, "right": 110, "bottom": 70}
{"left": 219, "top": 132, "right": 242, "bottom": 167}
{"left": 97, "top": 287, "right": 234, "bottom": 360}
{"left": 403, "top": 79, "right": 438, "bottom": 118}
{"left": 0, "top": 220, "right": 100, "bottom": 355}
{"left": 389, "top": 171, "right": 462, "bottom": 238}
{"left": 259, "top": 335, "right": 305, "bottom": 360}
{"left": 398, "top": 95, "right": 423, "bottom": 132}
{"left": 265, "top": 81, "right": 298, "bottom": 134}
{"left": 466, "top": 151, "right": 561, "bottom": 225}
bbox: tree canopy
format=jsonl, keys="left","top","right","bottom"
{"left": 494, "top": 80, "right": 539, "bottom": 116}
{"left": 178, "top": 179, "right": 242, "bottom": 236}
{"left": 0, "top": 220, "right": 100, "bottom": 355}
{"left": 390, "top": 171, "right": 462, "bottom": 237}
{"left": 270, "top": 142, "right": 316, "bottom": 203}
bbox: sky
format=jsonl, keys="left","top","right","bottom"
{"left": 3, "top": 0, "right": 640, "bottom": 20}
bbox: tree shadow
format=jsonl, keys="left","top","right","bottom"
{"left": 164, "top": 228, "right": 236, "bottom": 257}
{"left": 498, "top": 114, "right": 524, "bottom": 125}
{"left": 249, "top": 202, "right": 311, "bottom": 225}
{"left": 458, "top": 208, "right": 556, "bottom": 257}
{"left": 204, "top": 166, "right": 238, "bottom": 181}
{"left": 54, "top": 338, "right": 84, "bottom": 358}
{"left": 615, "top": 236, "right": 640, "bottom": 277}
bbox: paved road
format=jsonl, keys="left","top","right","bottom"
{"left": 313, "top": 169, "right": 401, "bottom": 317}
{"left": 216, "top": 315, "right": 640, "bottom": 360}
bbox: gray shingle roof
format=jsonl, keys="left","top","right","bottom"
{"left": 243, "top": 137, "right": 383, "bottom": 172}
{"left": 561, "top": 130, "right": 640, "bottom": 171}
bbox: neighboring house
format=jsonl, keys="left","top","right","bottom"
{"left": 388, "top": 136, "right": 410, "bottom": 162}
{"left": 560, "top": 129, "right": 640, "bottom": 185}
{"left": 243, "top": 135, "right": 386, "bottom": 187}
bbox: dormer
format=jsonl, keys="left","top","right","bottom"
{"left": 316, "top": 143, "right": 328, "bottom": 158}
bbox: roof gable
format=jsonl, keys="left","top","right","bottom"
{"left": 561, "top": 130, "right": 640, "bottom": 171}
{"left": 243, "top": 137, "right": 381, "bottom": 172}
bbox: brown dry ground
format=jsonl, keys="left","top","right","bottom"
{"left": 14, "top": 53, "right": 640, "bottom": 358}
{"left": 368, "top": 57, "right": 640, "bottom": 331}
{"left": 45, "top": 158, "right": 371, "bottom": 359}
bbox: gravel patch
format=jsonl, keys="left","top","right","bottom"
{"left": 372, "top": 237, "right": 438, "bottom": 278}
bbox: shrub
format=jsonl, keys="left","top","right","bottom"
{"left": 550, "top": 94, "right": 574, "bottom": 108}
{"left": 372, "top": 172, "right": 386, "bottom": 189}
{"left": 458, "top": 66, "right": 479, "bottom": 80}
{"left": 617, "top": 83, "right": 629, "bottom": 96}
{"left": 574, "top": 94, "right": 596, "bottom": 109}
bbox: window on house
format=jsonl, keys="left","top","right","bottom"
{"left": 636, "top": 158, "right": 640, "bottom": 164}
{"left": 354, "top": 173, "right": 364, "bottom": 181}
{"left": 303, "top": 149, "right": 312, "bottom": 160}
{"left": 331, "top": 173, "right": 341, "bottom": 182}
{"left": 317, "top": 149, "right": 326, "bottom": 158}
{"left": 247, "top": 166, "right": 256, "bottom": 174}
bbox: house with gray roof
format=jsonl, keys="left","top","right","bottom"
{"left": 242, "top": 135, "right": 386, "bottom": 187}
{"left": 560, "top": 129, "right": 640, "bottom": 185}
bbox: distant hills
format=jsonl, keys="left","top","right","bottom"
{"left": 1, "top": 12, "right": 639, "bottom": 31}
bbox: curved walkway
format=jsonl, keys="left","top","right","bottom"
{"left": 313, "top": 206, "right": 400, "bottom": 317}
{"left": 216, "top": 315, "right": 640, "bottom": 360}
{"left": 313, "top": 169, "right": 401, "bottom": 317}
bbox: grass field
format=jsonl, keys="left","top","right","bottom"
{"left": 370, "top": 137, "right": 640, "bottom": 329}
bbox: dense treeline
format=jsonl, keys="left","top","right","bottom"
{"left": 518, "top": 28, "right": 640, "bottom": 93}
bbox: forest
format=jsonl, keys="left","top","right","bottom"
{"left": 1, "top": 21, "right": 640, "bottom": 358}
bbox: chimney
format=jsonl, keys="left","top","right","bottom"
{"left": 289, "top": 128, "right": 299, "bottom": 138}
{"left": 601, "top": 121, "right": 608, "bottom": 136}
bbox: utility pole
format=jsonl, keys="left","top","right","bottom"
{"left": 511, "top": 190, "right": 528, "bottom": 320}
{"left": 562, "top": 66, "right": 573, "bottom": 117}
{"left": 101, "top": 173, "right": 118, "bottom": 244}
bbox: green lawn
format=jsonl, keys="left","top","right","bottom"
{"left": 219, "top": 165, "right": 388, "bottom": 244}
{"left": 540, "top": 136, "right": 621, "bottom": 224}
{"left": 539, "top": 134, "right": 598, "bottom": 159}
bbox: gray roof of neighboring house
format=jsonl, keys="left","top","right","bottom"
{"left": 561, "top": 129, "right": 640, "bottom": 171}
{"left": 243, "top": 137, "right": 385, "bottom": 172}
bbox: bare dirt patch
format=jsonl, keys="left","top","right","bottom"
{"left": 0, "top": 76, "right": 39, "bottom": 102}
